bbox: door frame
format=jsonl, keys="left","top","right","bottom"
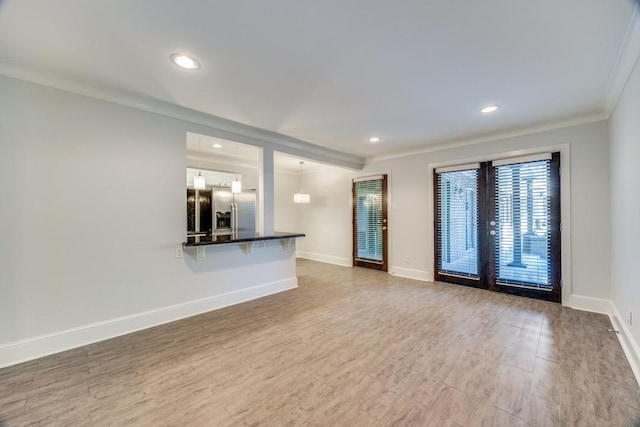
{"left": 428, "top": 144, "right": 571, "bottom": 305}
{"left": 434, "top": 155, "right": 561, "bottom": 302}
{"left": 352, "top": 174, "right": 389, "bottom": 271}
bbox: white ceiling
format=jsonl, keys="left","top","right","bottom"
{"left": 0, "top": 1, "right": 638, "bottom": 158}
{"left": 187, "top": 132, "right": 334, "bottom": 173}
{"left": 187, "top": 132, "right": 260, "bottom": 163}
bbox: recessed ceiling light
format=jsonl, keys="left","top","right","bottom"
{"left": 481, "top": 105, "right": 499, "bottom": 114}
{"left": 369, "top": 136, "right": 381, "bottom": 143}
{"left": 212, "top": 143, "right": 223, "bottom": 148}
{"left": 170, "top": 53, "right": 200, "bottom": 70}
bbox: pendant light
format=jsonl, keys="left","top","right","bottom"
{"left": 230, "top": 142, "right": 242, "bottom": 193}
{"left": 293, "top": 161, "right": 310, "bottom": 204}
{"left": 231, "top": 178, "right": 242, "bottom": 194}
{"left": 193, "top": 138, "right": 206, "bottom": 189}
{"left": 194, "top": 172, "right": 206, "bottom": 190}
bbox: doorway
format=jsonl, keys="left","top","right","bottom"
{"left": 353, "top": 175, "right": 388, "bottom": 271}
{"left": 434, "top": 153, "right": 561, "bottom": 302}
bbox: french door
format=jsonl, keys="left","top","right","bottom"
{"left": 434, "top": 153, "right": 561, "bottom": 302}
{"left": 353, "top": 175, "right": 388, "bottom": 271}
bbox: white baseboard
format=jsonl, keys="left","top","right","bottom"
{"left": 296, "top": 251, "right": 351, "bottom": 267}
{"left": 389, "top": 266, "right": 432, "bottom": 282}
{"left": 610, "top": 304, "right": 640, "bottom": 387}
{"left": 566, "top": 294, "right": 612, "bottom": 315}
{"left": 0, "top": 277, "right": 297, "bottom": 369}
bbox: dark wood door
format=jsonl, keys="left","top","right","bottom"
{"left": 434, "top": 153, "right": 561, "bottom": 303}
{"left": 353, "top": 175, "right": 388, "bottom": 271}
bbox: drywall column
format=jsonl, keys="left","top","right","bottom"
{"left": 259, "top": 147, "right": 275, "bottom": 235}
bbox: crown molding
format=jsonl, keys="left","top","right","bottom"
{"left": 0, "top": 60, "right": 367, "bottom": 171}
{"left": 371, "top": 113, "right": 608, "bottom": 163}
{"left": 601, "top": 3, "right": 640, "bottom": 114}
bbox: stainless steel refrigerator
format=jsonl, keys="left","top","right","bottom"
{"left": 212, "top": 187, "right": 256, "bottom": 235}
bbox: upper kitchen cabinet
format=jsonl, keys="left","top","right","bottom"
{"left": 186, "top": 168, "right": 241, "bottom": 189}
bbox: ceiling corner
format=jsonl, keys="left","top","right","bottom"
{"left": 601, "top": 4, "right": 640, "bottom": 115}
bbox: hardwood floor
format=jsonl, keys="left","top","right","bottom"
{"left": 1, "top": 259, "right": 639, "bottom": 426}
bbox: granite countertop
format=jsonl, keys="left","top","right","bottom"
{"left": 183, "top": 231, "right": 305, "bottom": 247}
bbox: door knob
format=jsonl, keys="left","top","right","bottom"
{"left": 490, "top": 230, "right": 496, "bottom": 235}
{"left": 382, "top": 226, "right": 388, "bottom": 231}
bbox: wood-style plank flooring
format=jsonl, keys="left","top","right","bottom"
{"left": 1, "top": 259, "right": 639, "bottom": 426}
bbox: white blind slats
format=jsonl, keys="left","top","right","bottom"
{"left": 436, "top": 169, "right": 479, "bottom": 278}
{"left": 355, "top": 179, "right": 383, "bottom": 262}
{"left": 353, "top": 175, "right": 384, "bottom": 182}
{"left": 495, "top": 159, "right": 551, "bottom": 288}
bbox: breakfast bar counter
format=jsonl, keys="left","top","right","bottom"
{"left": 183, "top": 231, "right": 305, "bottom": 247}
{"left": 183, "top": 231, "right": 305, "bottom": 260}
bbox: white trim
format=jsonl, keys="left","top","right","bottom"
{"left": 558, "top": 145, "right": 572, "bottom": 307}
{"left": 566, "top": 295, "right": 612, "bottom": 315}
{"left": 491, "top": 152, "right": 551, "bottom": 167}
{"left": 435, "top": 163, "right": 480, "bottom": 174}
{"left": 0, "top": 61, "right": 366, "bottom": 171}
{"left": 296, "top": 251, "right": 351, "bottom": 267}
{"left": 353, "top": 174, "right": 384, "bottom": 182}
{"left": 0, "top": 277, "right": 297, "bottom": 369}
{"left": 389, "top": 266, "right": 432, "bottom": 282}
{"left": 601, "top": 3, "right": 640, "bottom": 114}
{"left": 610, "top": 303, "right": 640, "bottom": 387}
{"left": 352, "top": 169, "right": 392, "bottom": 180}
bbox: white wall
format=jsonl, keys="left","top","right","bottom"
{"left": 275, "top": 164, "right": 353, "bottom": 266}
{"left": 294, "top": 168, "right": 354, "bottom": 266}
{"left": 274, "top": 169, "right": 300, "bottom": 234}
{"left": 609, "top": 52, "right": 640, "bottom": 370}
{"left": 0, "top": 76, "right": 297, "bottom": 367}
{"left": 297, "top": 121, "right": 612, "bottom": 307}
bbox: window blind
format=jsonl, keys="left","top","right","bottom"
{"left": 494, "top": 159, "right": 551, "bottom": 288}
{"left": 355, "top": 179, "right": 383, "bottom": 262}
{"left": 436, "top": 168, "right": 479, "bottom": 278}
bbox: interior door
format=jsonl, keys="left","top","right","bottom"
{"left": 353, "top": 175, "right": 388, "bottom": 271}
{"left": 434, "top": 153, "right": 561, "bottom": 302}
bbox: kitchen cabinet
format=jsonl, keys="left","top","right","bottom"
{"left": 186, "top": 168, "right": 241, "bottom": 188}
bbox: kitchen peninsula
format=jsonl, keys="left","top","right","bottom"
{"left": 184, "top": 231, "right": 305, "bottom": 259}
{"left": 185, "top": 231, "right": 305, "bottom": 246}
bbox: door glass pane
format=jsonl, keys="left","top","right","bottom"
{"left": 495, "top": 160, "right": 551, "bottom": 287}
{"left": 437, "top": 170, "right": 478, "bottom": 277}
{"left": 355, "top": 179, "right": 383, "bottom": 262}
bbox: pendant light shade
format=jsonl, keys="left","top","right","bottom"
{"left": 293, "top": 161, "right": 311, "bottom": 204}
{"left": 231, "top": 178, "right": 242, "bottom": 194}
{"left": 194, "top": 173, "right": 206, "bottom": 190}
{"left": 293, "top": 192, "right": 310, "bottom": 203}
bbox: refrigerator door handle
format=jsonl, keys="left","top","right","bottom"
{"left": 232, "top": 202, "right": 238, "bottom": 233}
{"left": 235, "top": 202, "right": 239, "bottom": 233}
{"left": 232, "top": 203, "right": 236, "bottom": 232}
